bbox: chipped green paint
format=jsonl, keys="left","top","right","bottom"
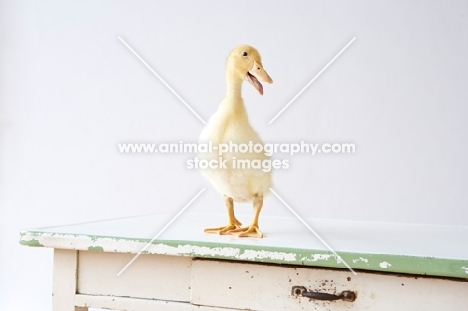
{"left": 87, "top": 246, "right": 104, "bottom": 252}
{"left": 156, "top": 240, "right": 468, "bottom": 279}
{"left": 19, "top": 230, "right": 468, "bottom": 279}
{"left": 19, "top": 238, "right": 44, "bottom": 247}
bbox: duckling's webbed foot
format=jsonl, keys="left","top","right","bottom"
{"left": 204, "top": 195, "right": 242, "bottom": 235}
{"left": 229, "top": 195, "right": 264, "bottom": 238}
{"left": 204, "top": 223, "right": 241, "bottom": 235}
{"left": 228, "top": 225, "right": 263, "bottom": 238}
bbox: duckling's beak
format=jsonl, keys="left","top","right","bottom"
{"left": 246, "top": 60, "right": 273, "bottom": 96}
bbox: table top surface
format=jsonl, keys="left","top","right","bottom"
{"left": 20, "top": 212, "right": 468, "bottom": 279}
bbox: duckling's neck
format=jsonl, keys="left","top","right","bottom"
{"left": 219, "top": 70, "right": 249, "bottom": 120}
{"left": 225, "top": 72, "right": 243, "bottom": 99}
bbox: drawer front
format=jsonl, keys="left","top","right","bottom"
{"left": 191, "top": 259, "right": 468, "bottom": 310}
{"left": 77, "top": 251, "right": 192, "bottom": 302}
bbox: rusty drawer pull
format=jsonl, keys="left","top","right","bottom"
{"left": 292, "top": 286, "right": 356, "bottom": 302}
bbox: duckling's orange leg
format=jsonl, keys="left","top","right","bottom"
{"left": 204, "top": 195, "right": 242, "bottom": 235}
{"left": 228, "top": 195, "right": 263, "bottom": 238}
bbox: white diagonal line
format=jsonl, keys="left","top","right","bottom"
{"left": 268, "top": 37, "right": 356, "bottom": 124}
{"left": 118, "top": 36, "right": 207, "bottom": 125}
{"left": 117, "top": 188, "right": 206, "bottom": 276}
{"left": 269, "top": 188, "right": 357, "bottom": 275}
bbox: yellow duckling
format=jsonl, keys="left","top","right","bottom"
{"left": 199, "top": 45, "right": 273, "bottom": 238}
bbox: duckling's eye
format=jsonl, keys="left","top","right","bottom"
{"left": 242, "top": 51, "right": 248, "bottom": 57}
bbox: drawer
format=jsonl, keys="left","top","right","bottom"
{"left": 191, "top": 259, "right": 468, "bottom": 310}
{"left": 77, "top": 251, "right": 192, "bottom": 302}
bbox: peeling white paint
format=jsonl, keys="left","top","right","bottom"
{"left": 239, "top": 249, "right": 297, "bottom": 262}
{"left": 380, "top": 261, "right": 392, "bottom": 269}
{"left": 23, "top": 232, "right": 301, "bottom": 262}
{"left": 188, "top": 245, "right": 240, "bottom": 258}
{"left": 353, "top": 257, "right": 369, "bottom": 264}
{"left": 462, "top": 267, "right": 468, "bottom": 274}
{"left": 310, "top": 254, "right": 333, "bottom": 262}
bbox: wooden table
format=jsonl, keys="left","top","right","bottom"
{"left": 20, "top": 212, "right": 468, "bottom": 310}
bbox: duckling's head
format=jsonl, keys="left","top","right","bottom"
{"left": 226, "top": 45, "right": 273, "bottom": 95}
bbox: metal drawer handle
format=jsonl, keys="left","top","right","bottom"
{"left": 292, "top": 286, "right": 356, "bottom": 302}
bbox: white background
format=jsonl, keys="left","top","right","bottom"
{"left": 1, "top": 1, "right": 467, "bottom": 310}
